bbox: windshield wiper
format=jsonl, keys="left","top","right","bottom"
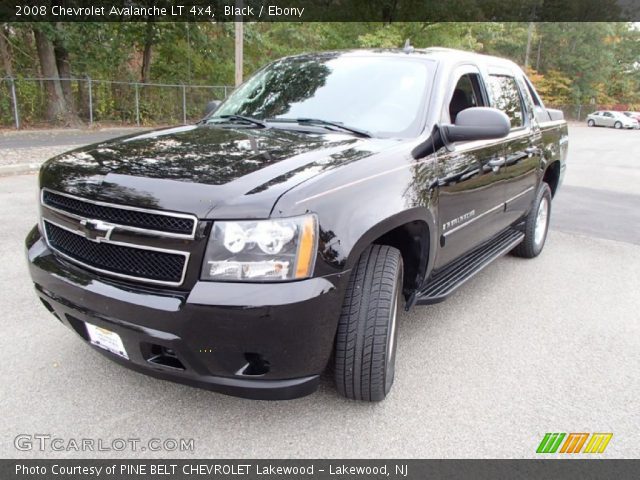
{"left": 268, "top": 118, "right": 372, "bottom": 138}
{"left": 206, "top": 115, "right": 268, "bottom": 128}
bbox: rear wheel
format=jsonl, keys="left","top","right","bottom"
{"left": 587, "top": 119, "right": 595, "bottom": 127}
{"left": 334, "top": 245, "right": 403, "bottom": 402}
{"left": 512, "top": 183, "right": 552, "bottom": 259}
{"left": 614, "top": 121, "right": 622, "bottom": 129}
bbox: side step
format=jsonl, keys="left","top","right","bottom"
{"left": 415, "top": 229, "right": 524, "bottom": 305}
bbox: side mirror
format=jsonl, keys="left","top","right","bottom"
{"left": 204, "top": 100, "right": 222, "bottom": 117}
{"left": 442, "top": 107, "right": 510, "bottom": 143}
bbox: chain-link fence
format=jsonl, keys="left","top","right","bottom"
{"left": 0, "top": 77, "right": 233, "bottom": 129}
{"left": 4, "top": 83, "right": 636, "bottom": 129}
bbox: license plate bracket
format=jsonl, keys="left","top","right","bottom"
{"left": 85, "top": 323, "right": 129, "bottom": 360}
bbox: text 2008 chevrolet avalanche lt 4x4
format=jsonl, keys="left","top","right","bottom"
{"left": 26, "top": 48, "right": 568, "bottom": 401}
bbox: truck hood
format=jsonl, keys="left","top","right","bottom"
{"left": 40, "top": 124, "right": 400, "bottom": 218}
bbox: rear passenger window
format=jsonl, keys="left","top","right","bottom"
{"left": 488, "top": 75, "right": 524, "bottom": 129}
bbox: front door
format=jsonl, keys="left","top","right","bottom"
{"left": 434, "top": 66, "right": 511, "bottom": 269}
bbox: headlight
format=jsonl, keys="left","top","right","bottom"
{"left": 200, "top": 215, "right": 318, "bottom": 282}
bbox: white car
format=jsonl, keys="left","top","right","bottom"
{"left": 587, "top": 110, "right": 639, "bottom": 129}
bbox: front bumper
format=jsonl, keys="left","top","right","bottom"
{"left": 26, "top": 226, "right": 348, "bottom": 400}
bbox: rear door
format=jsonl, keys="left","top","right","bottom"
{"left": 602, "top": 111, "right": 615, "bottom": 127}
{"left": 486, "top": 70, "right": 542, "bottom": 224}
{"left": 435, "top": 65, "right": 511, "bottom": 268}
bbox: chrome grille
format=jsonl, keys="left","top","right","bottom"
{"left": 42, "top": 189, "right": 196, "bottom": 237}
{"left": 44, "top": 221, "right": 188, "bottom": 286}
{"left": 40, "top": 189, "right": 197, "bottom": 287}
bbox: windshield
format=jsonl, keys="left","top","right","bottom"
{"left": 210, "top": 54, "right": 434, "bottom": 138}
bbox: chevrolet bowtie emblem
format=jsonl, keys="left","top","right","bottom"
{"left": 79, "top": 219, "right": 114, "bottom": 242}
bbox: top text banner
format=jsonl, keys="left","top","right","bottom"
{"left": 2, "top": 0, "right": 640, "bottom": 22}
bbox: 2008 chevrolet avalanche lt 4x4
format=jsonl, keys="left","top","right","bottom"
{"left": 26, "top": 48, "right": 568, "bottom": 401}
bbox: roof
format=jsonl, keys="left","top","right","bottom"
{"left": 282, "top": 47, "right": 521, "bottom": 71}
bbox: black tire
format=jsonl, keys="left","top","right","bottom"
{"left": 614, "top": 121, "right": 622, "bottom": 129}
{"left": 512, "top": 183, "right": 552, "bottom": 258}
{"left": 334, "top": 245, "right": 403, "bottom": 402}
{"left": 587, "top": 119, "right": 595, "bottom": 127}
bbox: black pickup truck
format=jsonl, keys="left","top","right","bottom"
{"left": 26, "top": 48, "right": 568, "bottom": 401}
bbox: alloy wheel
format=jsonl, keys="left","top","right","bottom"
{"left": 534, "top": 197, "right": 549, "bottom": 247}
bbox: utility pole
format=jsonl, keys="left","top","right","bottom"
{"left": 186, "top": 22, "right": 191, "bottom": 83}
{"left": 234, "top": 0, "right": 243, "bottom": 86}
{"left": 524, "top": 21, "right": 534, "bottom": 70}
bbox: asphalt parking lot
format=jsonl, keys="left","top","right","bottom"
{"left": 0, "top": 125, "right": 638, "bottom": 459}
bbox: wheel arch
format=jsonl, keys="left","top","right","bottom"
{"left": 543, "top": 160, "right": 562, "bottom": 197}
{"left": 346, "top": 208, "right": 435, "bottom": 297}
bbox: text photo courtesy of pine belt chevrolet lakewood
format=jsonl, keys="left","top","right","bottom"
{"left": 25, "top": 48, "right": 568, "bottom": 402}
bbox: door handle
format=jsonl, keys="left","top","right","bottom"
{"left": 525, "top": 146, "right": 540, "bottom": 157}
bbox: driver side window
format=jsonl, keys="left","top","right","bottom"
{"left": 449, "top": 73, "right": 486, "bottom": 123}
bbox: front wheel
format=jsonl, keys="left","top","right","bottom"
{"left": 512, "top": 183, "right": 552, "bottom": 258}
{"left": 587, "top": 119, "right": 595, "bottom": 127}
{"left": 334, "top": 245, "right": 403, "bottom": 402}
{"left": 614, "top": 121, "right": 622, "bottom": 129}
